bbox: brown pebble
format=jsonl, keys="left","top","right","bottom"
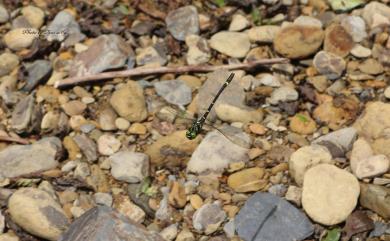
{"left": 271, "top": 163, "right": 289, "bottom": 175}
{"left": 249, "top": 123, "right": 267, "bottom": 135}
{"left": 189, "top": 194, "right": 203, "bottom": 209}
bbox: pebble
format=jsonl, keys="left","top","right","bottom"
{"left": 59, "top": 206, "right": 165, "bottom": 241}
{"left": 209, "top": 31, "right": 250, "bottom": 58}
{"left": 340, "top": 16, "right": 367, "bottom": 43}
{"left": 289, "top": 145, "right": 333, "bottom": 186}
{"left": 154, "top": 80, "right": 192, "bottom": 106}
{"left": 313, "top": 127, "right": 357, "bottom": 156}
{"left": 273, "top": 25, "right": 324, "bottom": 59}
{"left": 302, "top": 164, "right": 360, "bottom": 225}
{"left": 8, "top": 188, "right": 69, "bottom": 241}
{"left": 97, "top": 134, "right": 121, "bottom": 155}
{"left": 0, "top": 212, "right": 3, "bottom": 234}
{"left": 350, "top": 44, "right": 371, "bottom": 58}
{"left": 73, "top": 134, "right": 98, "bottom": 163}
{"left": 21, "top": 6, "right": 45, "bottom": 29}
{"left": 324, "top": 24, "right": 354, "bottom": 57}
{"left": 109, "top": 151, "right": 149, "bottom": 183}
{"left": 362, "top": 2, "right": 390, "bottom": 29}
{"left": 128, "top": 123, "right": 147, "bottom": 135}
{"left": 192, "top": 202, "right": 226, "bottom": 234}
{"left": 285, "top": 185, "right": 302, "bottom": 206}
{"left": 0, "top": 53, "right": 19, "bottom": 77}
{"left": 0, "top": 137, "right": 61, "bottom": 178}
{"left": 249, "top": 123, "right": 267, "bottom": 135}
{"left": 22, "top": 59, "right": 52, "bottom": 92}
{"left": 165, "top": 6, "right": 199, "bottom": 41}
{"left": 329, "top": 0, "right": 364, "bottom": 11}
{"left": 358, "top": 58, "right": 384, "bottom": 75}
{"left": 185, "top": 35, "right": 210, "bottom": 65}
{"left": 0, "top": 233, "right": 19, "bottom": 241}
{"left": 110, "top": 81, "right": 148, "bottom": 122}
{"left": 0, "top": 5, "right": 9, "bottom": 23}
{"left": 36, "top": 86, "right": 61, "bottom": 103}
{"left": 269, "top": 86, "right": 299, "bottom": 105}
{"left": 61, "top": 100, "right": 87, "bottom": 116}
{"left": 160, "top": 224, "right": 178, "bottom": 241}
{"left": 98, "top": 106, "right": 117, "bottom": 131}
{"left": 115, "top": 195, "right": 145, "bottom": 223}
{"left": 359, "top": 183, "right": 390, "bottom": 219}
{"left": 384, "top": 86, "right": 390, "bottom": 99}
{"left": 115, "top": 117, "right": 130, "bottom": 130}
{"left": 313, "top": 51, "right": 346, "bottom": 80}
{"left": 350, "top": 138, "right": 390, "bottom": 179}
{"left": 169, "top": 181, "right": 187, "bottom": 208}
{"left": 235, "top": 192, "right": 313, "bottom": 241}
{"left": 215, "top": 103, "right": 263, "bottom": 123}
{"left": 229, "top": 14, "right": 249, "bottom": 31}
{"left": 93, "top": 193, "right": 113, "bottom": 207}
{"left": 190, "top": 194, "right": 203, "bottom": 209}
{"left": 70, "top": 34, "right": 132, "bottom": 77}
{"left": 257, "top": 73, "right": 281, "bottom": 87}
{"left": 227, "top": 167, "right": 267, "bottom": 193}
{"left": 289, "top": 113, "right": 317, "bottom": 135}
{"left": 61, "top": 161, "right": 77, "bottom": 172}
{"left": 41, "top": 111, "right": 60, "bottom": 131}
{"left": 176, "top": 229, "right": 195, "bottom": 241}
{"left": 3, "top": 28, "right": 38, "bottom": 51}
{"left": 293, "top": 16, "right": 323, "bottom": 28}
{"left": 187, "top": 129, "right": 249, "bottom": 173}
{"left": 247, "top": 25, "right": 281, "bottom": 43}
{"left": 136, "top": 46, "right": 167, "bottom": 66}
{"left": 46, "top": 10, "right": 85, "bottom": 43}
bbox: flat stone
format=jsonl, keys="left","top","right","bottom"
{"left": 313, "top": 127, "right": 357, "bottom": 154}
{"left": 61, "top": 100, "right": 86, "bottom": 116}
{"left": 165, "top": 6, "right": 199, "bottom": 41}
{"left": 0, "top": 5, "right": 9, "bottom": 23}
{"left": 21, "top": 5, "right": 44, "bottom": 29}
{"left": 248, "top": 25, "right": 281, "bottom": 43}
{"left": 192, "top": 202, "right": 226, "bottom": 235}
{"left": 185, "top": 35, "right": 210, "bottom": 65}
{"left": 302, "top": 164, "right": 360, "bottom": 225}
{"left": 215, "top": 103, "right": 263, "bottom": 123}
{"left": 70, "top": 34, "right": 132, "bottom": 77}
{"left": 154, "top": 80, "right": 192, "bottom": 106}
{"left": 313, "top": 50, "right": 346, "bottom": 80}
{"left": 340, "top": 16, "right": 367, "bottom": 42}
{"left": 0, "top": 137, "right": 61, "bottom": 178}
{"left": 3, "top": 28, "right": 38, "bottom": 51}
{"left": 273, "top": 25, "right": 324, "bottom": 59}
{"left": 187, "top": 129, "right": 250, "bottom": 173}
{"left": 73, "top": 134, "right": 98, "bottom": 163}
{"left": 359, "top": 183, "right": 390, "bottom": 219}
{"left": 109, "top": 151, "right": 149, "bottom": 183}
{"left": 136, "top": 46, "right": 167, "bottom": 66}
{"left": 9, "top": 188, "right": 69, "bottom": 241}
{"left": 97, "top": 134, "right": 121, "bottom": 156}
{"left": 269, "top": 86, "right": 299, "bottom": 105}
{"left": 209, "top": 31, "right": 250, "bottom": 58}
{"left": 358, "top": 58, "right": 384, "bottom": 75}
{"left": 229, "top": 14, "right": 249, "bottom": 31}
{"left": 350, "top": 44, "right": 371, "bottom": 58}
{"left": 235, "top": 192, "right": 313, "bottom": 241}
{"left": 0, "top": 53, "right": 19, "bottom": 77}
{"left": 324, "top": 24, "right": 354, "bottom": 57}
{"left": 227, "top": 167, "right": 267, "bottom": 193}
{"left": 289, "top": 145, "right": 333, "bottom": 186}
{"left": 293, "top": 16, "right": 323, "bottom": 28}
{"left": 58, "top": 206, "right": 165, "bottom": 241}
{"left": 46, "top": 10, "right": 85, "bottom": 43}
{"left": 328, "top": 0, "right": 364, "bottom": 11}
{"left": 362, "top": 2, "right": 390, "bottom": 29}
{"left": 110, "top": 81, "right": 148, "bottom": 122}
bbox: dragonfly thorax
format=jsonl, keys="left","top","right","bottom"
{"left": 186, "top": 120, "right": 203, "bottom": 140}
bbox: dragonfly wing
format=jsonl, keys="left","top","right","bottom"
{"left": 203, "top": 123, "right": 252, "bottom": 149}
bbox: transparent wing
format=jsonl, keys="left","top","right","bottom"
{"left": 203, "top": 123, "right": 252, "bottom": 149}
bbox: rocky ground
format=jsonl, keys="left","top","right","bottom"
{"left": 0, "top": 0, "right": 389, "bottom": 240}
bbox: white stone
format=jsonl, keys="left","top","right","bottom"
{"left": 340, "top": 16, "right": 367, "bottom": 42}
{"left": 209, "top": 31, "right": 250, "bottom": 58}
{"left": 350, "top": 44, "right": 371, "bottom": 58}
{"left": 384, "top": 86, "right": 390, "bottom": 99}
{"left": 258, "top": 73, "right": 281, "bottom": 87}
{"left": 21, "top": 6, "right": 45, "bottom": 29}
{"left": 160, "top": 224, "right": 178, "bottom": 241}
{"left": 302, "top": 164, "right": 360, "bottom": 225}
{"left": 289, "top": 145, "right": 333, "bottom": 186}
{"left": 3, "top": 28, "right": 38, "bottom": 51}
{"left": 294, "top": 16, "right": 323, "bottom": 28}
{"left": 185, "top": 35, "right": 210, "bottom": 65}
{"left": 97, "top": 134, "right": 121, "bottom": 155}
{"left": 269, "top": 86, "right": 299, "bottom": 105}
{"left": 285, "top": 185, "right": 302, "bottom": 206}
{"left": 229, "top": 14, "right": 249, "bottom": 31}
{"left": 109, "top": 151, "right": 149, "bottom": 183}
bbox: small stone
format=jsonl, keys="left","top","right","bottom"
{"left": 258, "top": 73, "right": 281, "bottom": 87}
{"left": 0, "top": 53, "right": 19, "bottom": 77}
{"left": 128, "top": 123, "right": 147, "bottom": 135}
{"left": 160, "top": 224, "right": 178, "bottom": 241}
{"left": 329, "top": 0, "right": 364, "bottom": 11}
{"left": 229, "top": 14, "right": 249, "bottom": 31}
{"left": 289, "top": 113, "right": 317, "bottom": 135}
{"left": 359, "top": 183, "right": 390, "bottom": 219}
{"left": 109, "top": 151, "right": 149, "bottom": 183}
{"left": 293, "top": 16, "right": 323, "bottom": 28}
{"left": 185, "top": 35, "right": 210, "bottom": 65}
{"left": 99, "top": 106, "right": 117, "bottom": 131}
{"left": 215, "top": 103, "right": 263, "bottom": 123}
{"left": 169, "top": 181, "right": 187, "bottom": 208}
{"left": 289, "top": 145, "right": 333, "bottom": 186}
{"left": 192, "top": 202, "right": 226, "bottom": 234}
{"left": 46, "top": 10, "right": 85, "bottom": 44}
{"left": 269, "top": 86, "right": 299, "bottom": 105}
{"left": 340, "top": 16, "right": 367, "bottom": 42}
{"left": 274, "top": 25, "right": 324, "bottom": 59}
{"left": 285, "top": 185, "right": 302, "bottom": 206}
{"left": 302, "top": 164, "right": 360, "bottom": 225}
{"left": 362, "top": 2, "right": 390, "bottom": 30}
{"left": 61, "top": 100, "right": 86, "bottom": 116}
{"left": 74, "top": 162, "right": 90, "bottom": 178}
{"left": 110, "top": 81, "right": 147, "bottom": 122}
{"left": 313, "top": 51, "right": 346, "bottom": 80}
{"left": 22, "top": 59, "right": 52, "bottom": 92}
{"left": 248, "top": 25, "right": 281, "bottom": 43}
{"left": 114, "top": 195, "right": 145, "bottom": 223}
{"left": 350, "top": 44, "right": 371, "bottom": 58}
{"left": 249, "top": 123, "right": 267, "bottom": 135}
{"left": 165, "top": 6, "right": 199, "bottom": 41}
{"left": 21, "top": 6, "right": 45, "bottom": 29}
{"left": 61, "top": 161, "right": 77, "bottom": 172}
{"left": 73, "top": 134, "right": 98, "bottom": 163}
{"left": 154, "top": 80, "right": 192, "bottom": 106}
{"left": 81, "top": 96, "right": 95, "bottom": 104}
{"left": 384, "top": 87, "right": 390, "bottom": 99}
{"left": 8, "top": 188, "right": 69, "bottom": 240}
{"left": 176, "top": 229, "right": 195, "bottom": 241}
{"left": 3, "top": 28, "right": 38, "bottom": 51}
{"left": 93, "top": 193, "right": 113, "bottom": 207}
{"left": 97, "top": 134, "right": 121, "bottom": 156}
{"left": 115, "top": 117, "right": 130, "bottom": 130}
{"left": 136, "top": 46, "right": 167, "bottom": 67}
{"left": 0, "top": 5, "right": 9, "bottom": 23}
{"left": 227, "top": 167, "right": 267, "bottom": 193}
{"left": 358, "top": 58, "right": 384, "bottom": 75}
{"left": 190, "top": 194, "right": 203, "bottom": 209}
{"left": 209, "top": 31, "right": 250, "bottom": 58}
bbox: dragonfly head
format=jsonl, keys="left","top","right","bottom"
{"left": 186, "top": 129, "right": 197, "bottom": 140}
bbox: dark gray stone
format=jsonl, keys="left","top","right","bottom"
{"left": 58, "top": 206, "right": 165, "bottom": 241}
{"left": 46, "top": 10, "right": 85, "bottom": 43}
{"left": 313, "top": 127, "right": 357, "bottom": 156}
{"left": 235, "top": 192, "right": 314, "bottom": 241}
{"left": 73, "top": 134, "right": 98, "bottom": 163}
{"left": 165, "top": 6, "right": 199, "bottom": 41}
{"left": 22, "top": 60, "right": 52, "bottom": 92}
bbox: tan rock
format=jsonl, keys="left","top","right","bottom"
{"left": 227, "top": 167, "right": 267, "bottom": 192}
{"left": 289, "top": 113, "right": 317, "bottom": 135}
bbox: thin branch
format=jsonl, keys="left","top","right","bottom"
{"left": 0, "top": 135, "right": 30, "bottom": 144}
{"left": 55, "top": 58, "right": 289, "bottom": 88}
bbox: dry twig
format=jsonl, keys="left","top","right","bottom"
{"left": 0, "top": 135, "right": 30, "bottom": 144}
{"left": 55, "top": 58, "right": 289, "bottom": 88}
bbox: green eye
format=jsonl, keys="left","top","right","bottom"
{"left": 186, "top": 130, "right": 196, "bottom": 140}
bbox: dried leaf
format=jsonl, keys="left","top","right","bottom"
{"left": 343, "top": 211, "right": 374, "bottom": 241}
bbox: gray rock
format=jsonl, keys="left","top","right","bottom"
{"left": 154, "top": 80, "right": 192, "bottom": 106}
{"left": 313, "top": 127, "right": 357, "bottom": 155}
{"left": 0, "top": 137, "right": 61, "bottom": 179}
{"left": 11, "top": 95, "right": 36, "bottom": 133}
{"left": 359, "top": 183, "right": 390, "bottom": 219}
{"left": 193, "top": 201, "right": 226, "bottom": 234}
{"left": 109, "top": 151, "right": 149, "bottom": 183}
{"left": 58, "top": 206, "right": 165, "bottom": 241}
{"left": 185, "top": 35, "right": 210, "bottom": 65}
{"left": 93, "top": 193, "right": 113, "bottom": 207}
{"left": 0, "top": 53, "right": 19, "bottom": 77}
{"left": 73, "top": 134, "right": 98, "bottom": 163}
{"left": 12, "top": 15, "right": 32, "bottom": 28}
{"left": 313, "top": 51, "right": 346, "bottom": 80}
{"left": 369, "top": 221, "right": 389, "bottom": 237}
{"left": 0, "top": 210, "right": 4, "bottom": 234}
{"left": 269, "top": 86, "right": 299, "bottom": 105}
{"left": 165, "top": 6, "right": 199, "bottom": 41}
{"left": 46, "top": 10, "right": 85, "bottom": 42}
{"left": 0, "top": 5, "right": 9, "bottom": 23}
{"left": 22, "top": 60, "right": 52, "bottom": 92}
{"left": 235, "top": 192, "right": 313, "bottom": 241}
{"left": 70, "top": 34, "right": 132, "bottom": 77}
{"left": 136, "top": 46, "right": 167, "bottom": 67}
